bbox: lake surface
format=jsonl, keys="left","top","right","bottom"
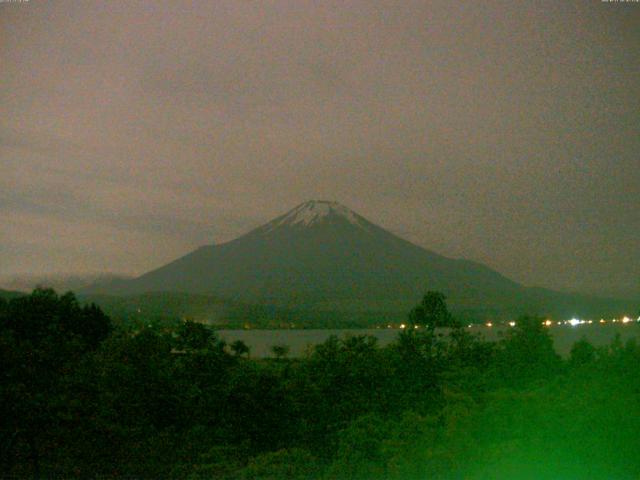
{"left": 219, "top": 323, "right": 640, "bottom": 358}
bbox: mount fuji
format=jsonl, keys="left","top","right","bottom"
{"left": 90, "top": 201, "right": 630, "bottom": 321}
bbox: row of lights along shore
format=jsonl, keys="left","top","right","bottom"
{"left": 481, "top": 316, "right": 639, "bottom": 329}
{"left": 390, "top": 316, "right": 640, "bottom": 329}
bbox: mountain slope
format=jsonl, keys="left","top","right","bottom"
{"left": 93, "top": 201, "right": 632, "bottom": 320}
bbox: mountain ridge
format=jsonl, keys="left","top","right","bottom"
{"left": 85, "top": 200, "right": 634, "bottom": 321}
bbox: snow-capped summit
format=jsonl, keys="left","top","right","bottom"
{"left": 94, "top": 200, "right": 549, "bottom": 319}
{"left": 264, "top": 200, "right": 369, "bottom": 230}
{"left": 90, "top": 198, "right": 619, "bottom": 322}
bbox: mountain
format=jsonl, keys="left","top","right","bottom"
{"left": 90, "top": 200, "right": 634, "bottom": 321}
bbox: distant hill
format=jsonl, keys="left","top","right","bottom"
{"left": 79, "top": 291, "right": 230, "bottom": 323}
{"left": 1, "top": 273, "right": 132, "bottom": 294}
{"left": 86, "top": 200, "right": 635, "bottom": 322}
{"left": 79, "top": 291, "right": 405, "bottom": 329}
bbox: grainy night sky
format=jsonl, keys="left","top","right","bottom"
{"left": 1, "top": 1, "right": 638, "bottom": 297}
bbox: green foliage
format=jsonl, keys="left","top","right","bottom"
{"left": 225, "top": 362, "right": 297, "bottom": 451}
{"left": 240, "top": 448, "right": 320, "bottom": 480}
{"left": 2, "top": 288, "right": 111, "bottom": 348}
{"left": 231, "top": 339, "right": 251, "bottom": 357}
{"left": 270, "top": 343, "right": 290, "bottom": 359}
{"left": 493, "top": 315, "right": 562, "bottom": 387}
{"left": 172, "top": 444, "right": 249, "bottom": 479}
{"left": 391, "top": 329, "right": 444, "bottom": 409}
{"left": 326, "top": 414, "right": 391, "bottom": 479}
{"left": 408, "top": 291, "right": 455, "bottom": 329}
{"left": 2, "top": 289, "right": 639, "bottom": 479}
{"left": 569, "top": 336, "right": 597, "bottom": 367}
{"left": 175, "top": 319, "right": 225, "bottom": 352}
{"left": 0, "top": 288, "right": 112, "bottom": 476}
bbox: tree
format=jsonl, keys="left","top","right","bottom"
{"left": 230, "top": 339, "right": 250, "bottom": 357}
{"left": 240, "top": 448, "right": 320, "bottom": 480}
{"left": 408, "top": 291, "right": 454, "bottom": 329}
{"left": 0, "top": 288, "right": 112, "bottom": 476}
{"left": 225, "top": 363, "right": 296, "bottom": 451}
{"left": 1, "top": 288, "right": 112, "bottom": 348}
{"left": 174, "top": 320, "right": 224, "bottom": 353}
{"left": 392, "top": 328, "right": 444, "bottom": 411}
{"left": 495, "top": 315, "right": 561, "bottom": 387}
{"left": 326, "top": 414, "right": 390, "bottom": 479}
{"left": 271, "top": 344, "right": 290, "bottom": 360}
{"left": 569, "top": 337, "right": 596, "bottom": 368}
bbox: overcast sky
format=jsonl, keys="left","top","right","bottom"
{"left": 1, "top": 1, "right": 638, "bottom": 296}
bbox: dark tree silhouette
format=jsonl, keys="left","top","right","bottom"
{"left": 496, "top": 315, "right": 561, "bottom": 386}
{"left": 271, "top": 344, "right": 290, "bottom": 360}
{"left": 2, "top": 288, "right": 639, "bottom": 478}
{"left": 0, "top": 288, "right": 112, "bottom": 476}
{"left": 569, "top": 337, "right": 597, "bottom": 367}
{"left": 408, "top": 291, "right": 454, "bottom": 329}
{"left": 230, "top": 339, "right": 250, "bottom": 357}
{"left": 175, "top": 320, "right": 225, "bottom": 352}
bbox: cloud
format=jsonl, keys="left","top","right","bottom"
{"left": 1, "top": 0, "right": 638, "bottom": 295}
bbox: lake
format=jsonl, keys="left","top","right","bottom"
{"left": 218, "top": 323, "right": 640, "bottom": 358}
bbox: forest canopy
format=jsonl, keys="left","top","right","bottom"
{"left": 1, "top": 289, "right": 639, "bottom": 479}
